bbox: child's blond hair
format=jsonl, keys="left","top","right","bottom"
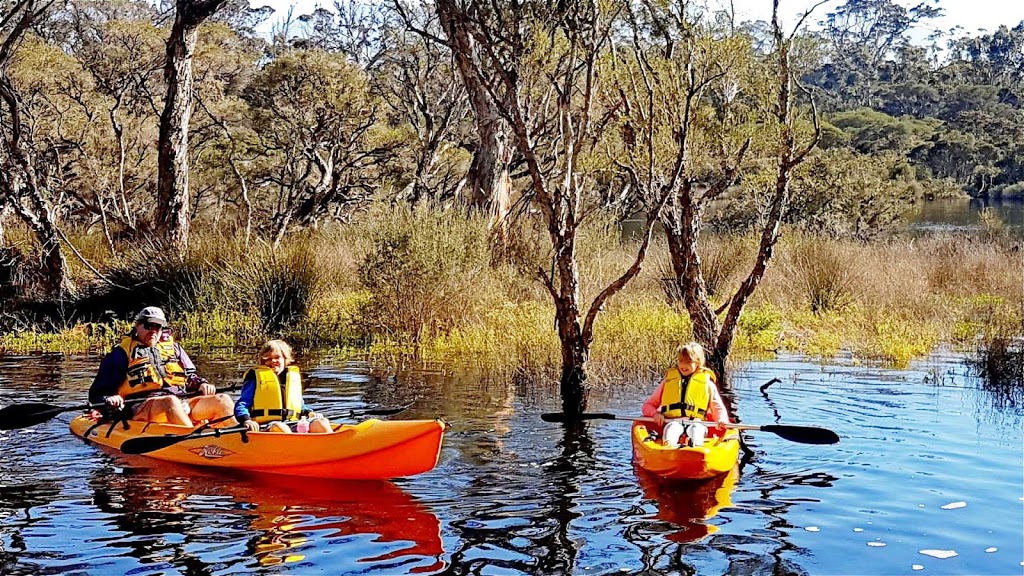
{"left": 259, "top": 339, "right": 294, "bottom": 364}
{"left": 676, "top": 341, "right": 706, "bottom": 368}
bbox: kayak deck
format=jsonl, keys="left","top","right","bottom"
{"left": 70, "top": 415, "right": 446, "bottom": 480}
{"left": 631, "top": 421, "right": 740, "bottom": 480}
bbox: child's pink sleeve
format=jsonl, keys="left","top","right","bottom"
{"left": 641, "top": 381, "right": 665, "bottom": 417}
{"left": 706, "top": 383, "right": 731, "bottom": 423}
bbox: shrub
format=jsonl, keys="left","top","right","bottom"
{"left": 224, "top": 243, "right": 323, "bottom": 337}
{"left": 355, "top": 203, "right": 493, "bottom": 346}
{"left": 780, "top": 235, "right": 862, "bottom": 313}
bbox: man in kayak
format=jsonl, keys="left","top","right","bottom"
{"left": 89, "top": 306, "right": 235, "bottom": 426}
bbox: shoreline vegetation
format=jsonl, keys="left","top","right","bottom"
{"left": 1, "top": 2, "right": 1022, "bottom": 395}
{"left": 2, "top": 205, "right": 1020, "bottom": 384}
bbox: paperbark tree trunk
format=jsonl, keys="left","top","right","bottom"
{"left": 154, "top": 0, "right": 228, "bottom": 256}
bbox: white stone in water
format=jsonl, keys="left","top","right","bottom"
{"left": 985, "top": 547, "right": 997, "bottom": 553}
{"left": 868, "top": 542, "right": 886, "bottom": 547}
{"left": 912, "top": 565, "right": 924, "bottom": 571}
{"left": 920, "top": 549, "right": 958, "bottom": 559}
{"left": 853, "top": 528, "right": 864, "bottom": 532}
{"left": 804, "top": 526, "right": 820, "bottom": 532}
{"left": 940, "top": 501, "right": 967, "bottom": 510}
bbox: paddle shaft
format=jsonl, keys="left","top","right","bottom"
{"left": 0, "top": 384, "right": 242, "bottom": 431}
{"left": 120, "top": 404, "right": 414, "bottom": 454}
{"left": 541, "top": 412, "right": 840, "bottom": 444}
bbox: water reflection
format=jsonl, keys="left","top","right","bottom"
{"left": 634, "top": 467, "right": 738, "bottom": 544}
{"left": 85, "top": 458, "right": 444, "bottom": 574}
{"left": 444, "top": 422, "right": 593, "bottom": 575}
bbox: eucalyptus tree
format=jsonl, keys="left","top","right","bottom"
{"left": 0, "top": 0, "right": 72, "bottom": 297}
{"left": 380, "top": 2, "right": 470, "bottom": 205}
{"left": 242, "top": 49, "right": 399, "bottom": 247}
{"left": 71, "top": 17, "right": 165, "bottom": 241}
{"left": 436, "top": 0, "right": 671, "bottom": 414}
{"left": 607, "top": 0, "right": 821, "bottom": 382}
{"left": 154, "top": 0, "right": 229, "bottom": 256}
{"left": 432, "top": 0, "right": 514, "bottom": 237}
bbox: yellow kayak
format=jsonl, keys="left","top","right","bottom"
{"left": 631, "top": 420, "right": 740, "bottom": 480}
{"left": 71, "top": 415, "right": 446, "bottom": 480}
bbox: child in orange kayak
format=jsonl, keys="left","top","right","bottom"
{"left": 234, "top": 339, "right": 331, "bottom": 433}
{"left": 642, "top": 342, "right": 730, "bottom": 447}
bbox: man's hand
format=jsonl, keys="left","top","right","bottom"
{"left": 652, "top": 412, "right": 666, "bottom": 426}
{"left": 104, "top": 395, "right": 125, "bottom": 409}
{"left": 187, "top": 374, "right": 213, "bottom": 395}
{"left": 244, "top": 420, "right": 260, "bottom": 432}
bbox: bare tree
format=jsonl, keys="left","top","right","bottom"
{"left": 645, "top": 0, "right": 823, "bottom": 382}
{"left": 380, "top": 3, "right": 469, "bottom": 204}
{"left": 430, "top": 0, "right": 513, "bottom": 240}
{"left": 154, "top": 0, "right": 228, "bottom": 255}
{"left": 0, "top": 0, "right": 72, "bottom": 297}
{"left": 438, "top": 0, "right": 671, "bottom": 414}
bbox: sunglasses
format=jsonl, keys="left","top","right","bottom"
{"left": 141, "top": 321, "right": 164, "bottom": 331}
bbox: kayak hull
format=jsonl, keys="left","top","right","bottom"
{"left": 71, "top": 415, "right": 446, "bottom": 480}
{"left": 631, "top": 421, "right": 740, "bottom": 480}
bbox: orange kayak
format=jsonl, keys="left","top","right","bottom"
{"left": 631, "top": 420, "right": 740, "bottom": 480}
{"left": 70, "top": 415, "right": 446, "bottom": 480}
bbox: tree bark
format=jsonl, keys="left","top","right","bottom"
{"left": 154, "top": 0, "right": 228, "bottom": 255}
{"left": 0, "top": 1, "right": 71, "bottom": 297}
{"left": 435, "top": 0, "right": 512, "bottom": 239}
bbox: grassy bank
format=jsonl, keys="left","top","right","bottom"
{"left": 1, "top": 206, "right": 1021, "bottom": 382}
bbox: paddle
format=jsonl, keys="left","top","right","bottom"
{"left": 540, "top": 412, "right": 840, "bottom": 445}
{"left": 119, "top": 404, "right": 415, "bottom": 455}
{"left": 0, "top": 384, "right": 243, "bottom": 431}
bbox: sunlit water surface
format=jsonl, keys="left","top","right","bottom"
{"left": 0, "top": 352, "right": 1021, "bottom": 575}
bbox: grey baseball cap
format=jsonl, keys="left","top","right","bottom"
{"left": 134, "top": 306, "right": 168, "bottom": 326}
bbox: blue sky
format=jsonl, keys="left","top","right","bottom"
{"left": 255, "top": 0, "right": 1023, "bottom": 38}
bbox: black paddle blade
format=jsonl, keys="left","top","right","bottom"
{"left": 0, "top": 403, "right": 77, "bottom": 430}
{"left": 540, "top": 412, "right": 616, "bottom": 423}
{"left": 120, "top": 435, "right": 191, "bottom": 455}
{"left": 120, "top": 426, "right": 249, "bottom": 455}
{"left": 761, "top": 424, "right": 840, "bottom": 445}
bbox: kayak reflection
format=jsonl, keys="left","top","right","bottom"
{"left": 237, "top": 474, "right": 446, "bottom": 572}
{"left": 635, "top": 465, "right": 739, "bottom": 543}
{"left": 87, "top": 457, "right": 446, "bottom": 573}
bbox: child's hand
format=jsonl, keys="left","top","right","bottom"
{"left": 244, "top": 420, "right": 260, "bottom": 432}
{"left": 714, "top": 421, "right": 727, "bottom": 433}
{"left": 652, "top": 412, "right": 666, "bottom": 426}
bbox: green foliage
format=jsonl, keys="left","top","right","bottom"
{"left": 224, "top": 244, "right": 323, "bottom": 336}
{"left": 355, "top": 204, "right": 494, "bottom": 345}
{"left": 737, "top": 304, "right": 783, "bottom": 354}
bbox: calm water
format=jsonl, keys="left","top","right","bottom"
{"left": 0, "top": 352, "right": 1021, "bottom": 575}
{"left": 910, "top": 198, "right": 1024, "bottom": 235}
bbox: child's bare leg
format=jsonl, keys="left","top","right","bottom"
{"left": 266, "top": 421, "right": 292, "bottom": 433}
{"left": 310, "top": 417, "right": 332, "bottom": 433}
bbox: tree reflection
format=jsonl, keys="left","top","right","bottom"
{"left": 0, "top": 480, "right": 63, "bottom": 575}
{"left": 442, "top": 421, "right": 594, "bottom": 575}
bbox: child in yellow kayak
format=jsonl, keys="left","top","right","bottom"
{"left": 235, "top": 339, "right": 332, "bottom": 433}
{"left": 642, "top": 342, "right": 730, "bottom": 447}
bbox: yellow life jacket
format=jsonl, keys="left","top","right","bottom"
{"left": 114, "top": 332, "right": 188, "bottom": 398}
{"left": 659, "top": 366, "right": 716, "bottom": 419}
{"left": 250, "top": 365, "right": 304, "bottom": 423}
